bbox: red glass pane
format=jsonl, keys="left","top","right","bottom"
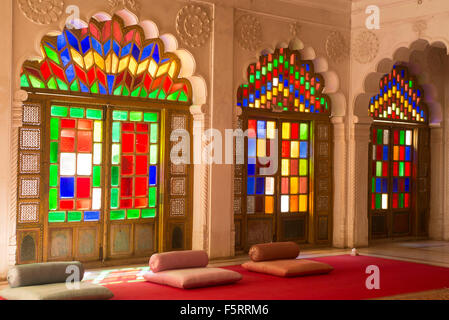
{"left": 290, "top": 160, "right": 298, "bottom": 176}
{"left": 87, "top": 68, "right": 96, "bottom": 86}
{"left": 120, "top": 199, "right": 132, "bottom": 209}
{"left": 282, "top": 141, "right": 290, "bottom": 158}
{"left": 60, "top": 200, "right": 74, "bottom": 210}
{"left": 135, "top": 177, "right": 148, "bottom": 197}
{"left": 121, "top": 155, "right": 134, "bottom": 175}
{"left": 136, "top": 123, "right": 149, "bottom": 132}
{"left": 61, "top": 119, "right": 76, "bottom": 128}
{"left": 392, "top": 193, "right": 398, "bottom": 208}
{"left": 76, "top": 199, "right": 91, "bottom": 210}
{"left": 393, "top": 163, "right": 399, "bottom": 176}
{"left": 60, "top": 129, "right": 75, "bottom": 152}
{"left": 120, "top": 178, "right": 133, "bottom": 197}
{"left": 377, "top": 145, "right": 382, "bottom": 160}
{"left": 122, "top": 133, "right": 135, "bottom": 153}
{"left": 77, "top": 178, "right": 91, "bottom": 198}
{"left": 405, "top": 162, "right": 411, "bottom": 176}
{"left": 134, "top": 198, "right": 148, "bottom": 208}
{"left": 136, "top": 134, "right": 149, "bottom": 154}
{"left": 371, "top": 194, "right": 375, "bottom": 210}
{"left": 393, "top": 131, "right": 399, "bottom": 145}
{"left": 382, "top": 162, "right": 388, "bottom": 176}
{"left": 49, "top": 61, "right": 65, "bottom": 81}
{"left": 135, "top": 155, "right": 148, "bottom": 175}
{"left": 40, "top": 61, "right": 51, "bottom": 80}
{"left": 77, "top": 131, "right": 93, "bottom": 152}
{"left": 281, "top": 178, "right": 289, "bottom": 194}
{"left": 399, "top": 146, "right": 405, "bottom": 161}
{"left": 404, "top": 193, "right": 410, "bottom": 208}
{"left": 248, "top": 120, "right": 257, "bottom": 138}
{"left": 399, "top": 179, "right": 404, "bottom": 192}
{"left": 78, "top": 119, "right": 93, "bottom": 130}
{"left": 122, "top": 123, "right": 134, "bottom": 132}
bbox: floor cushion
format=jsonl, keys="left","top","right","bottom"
{"left": 8, "top": 261, "right": 84, "bottom": 288}
{"left": 0, "top": 282, "right": 113, "bottom": 300}
{"left": 242, "top": 259, "right": 334, "bottom": 277}
{"left": 144, "top": 267, "right": 242, "bottom": 289}
{"left": 249, "top": 242, "right": 300, "bottom": 262}
{"left": 149, "top": 250, "right": 209, "bottom": 273}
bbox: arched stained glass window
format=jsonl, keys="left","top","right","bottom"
{"left": 369, "top": 65, "right": 428, "bottom": 123}
{"left": 20, "top": 15, "right": 191, "bottom": 104}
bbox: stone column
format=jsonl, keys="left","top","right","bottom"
{"left": 429, "top": 125, "right": 444, "bottom": 239}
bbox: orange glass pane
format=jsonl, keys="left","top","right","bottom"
{"left": 265, "top": 196, "right": 274, "bottom": 214}
{"left": 76, "top": 199, "right": 92, "bottom": 210}
{"left": 299, "top": 195, "right": 308, "bottom": 212}
{"left": 299, "top": 177, "right": 308, "bottom": 194}
{"left": 290, "top": 195, "right": 299, "bottom": 212}
{"left": 78, "top": 131, "right": 93, "bottom": 152}
{"left": 78, "top": 119, "right": 93, "bottom": 130}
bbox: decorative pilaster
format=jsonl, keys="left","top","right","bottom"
{"left": 429, "top": 125, "right": 444, "bottom": 239}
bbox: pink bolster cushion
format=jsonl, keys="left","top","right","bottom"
{"left": 149, "top": 250, "right": 209, "bottom": 273}
{"left": 249, "top": 242, "right": 300, "bottom": 262}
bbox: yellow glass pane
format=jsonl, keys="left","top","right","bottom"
{"left": 291, "top": 141, "right": 299, "bottom": 158}
{"left": 265, "top": 196, "right": 274, "bottom": 214}
{"left": 382, "top": 194, "right": 388, "bottom": 210}
{"left": 290, "top": 195, "right": 298, "bottom": 212}
{"left": 267, "top": 121, "right": 276, "bottom": 139}
{"left": 112, "top": 54, "right": 119, "bottom": 73}
{"left": 71, "top": 49, "right": 84, "bottom": 68}
{"left": 137, "top": 60, "right": 149, "bottom": 75}
{"left": 290, "top": 177, "right": 299, "bottom": 194}
{"left": 148, "top": 59, "right": 158, "bottom": 77}
{"left": 299, "top": 159, "right": 308, "bottom": 176}
{"left": 257, "top": 139, "right": 266, "bottom": 157}
{"left": 94, "top": 52, "right": 105, "bottom": 70}
{"left": 118, "top": 56, "right": 130, "bottom": 73}
{"left": 168, "top": 62, "right": 177, "bottom": 78}
{"left": 105, "top": 54, "right": 112, "bottom": 73}
{"left": 156, "top": 62, "right": 170, "bottom": 77}
{"left": 93, "top": 121, "right": 103, "bottom": 142}
{"left": 128, "top": 57, "right": 138, "bottom": 75}
{"left": 281, "top": 159, "right": 290, "bottom": 176}
{"left": 393, "top": 146, "right": 399, "bottom": 161}
{"left": 299, "top": 195, "right": 308, "bottom": 212}
{"left": 84, "top": 51, "right": 94, "bottom": 70}
{"left": 282, "top": 122, "right": 291, "bottom": 139}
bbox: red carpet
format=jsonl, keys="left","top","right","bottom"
{"left": 105, "top": 255, "right": 449, "bottom": 300}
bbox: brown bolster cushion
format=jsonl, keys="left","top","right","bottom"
{"left": 149, "top": 250, "right": 209, "bottom": 273}
{"left": 242, "top": 259, "right": 334, "bottom": 277}
{"left": 144, "top": 267, "right": 242, "bottom": 289}
{"left": 248, "top": 242, "right": 300, "bottom": 262}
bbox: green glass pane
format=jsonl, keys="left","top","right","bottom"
{"left": 279, "top": 55, "right": 284, "bottom": 63}
{"left": 21, "top": 74, "right": 30, "bottom": 87}
{"left": 149, "top": 187, "right": 157, "bottom": 208}
{"left": 300, "top": 123, "right": 308, "bottom": 140}
{"left": 113, "top": 110, "right": 128, "bottom": 121}
{"left": 274, "top": 59, "right": 278, "bottom": 68}
{"left": 150, "top": 145, "right": 158, "bottom": 164}
{"left": 111, "top": 166, "right": 119, "bottom": 187}
{"left": 57, "top": 79, "right": 68, "bottom": 91}
{"left": 51, "top": 106, "right": 68, "bottom": 117}
{"left": 179, "top": 91, "right": 188, "bottom": 102}
{"left": 311, "top": 87, "right": 315, "bottom": 95}
{"left": 49, "top": 165, "right": 58, "bottom": 187}
{"left": 70, "top": 107, "right": 84, "bottom": 118}
{"left": 268, "top": 63, "right": 273, "bottom": 72}
{"left": 86, "top": 109, "right": 103, "bottom": 120}
{"left": 158, "top": 90, "right": 166, "bottom": 100}
{"left": 110, "top": 210, "right": 125, "bottom": 221}
{"left": 400, "top": 131, "right": 405, "bottom": 145}
{"left": 306, "top": 83, "right": 310, "bottom": 90}
{"left": 112, "top": 122, "right": 121, "bottom": 142}
{"left": 127, "top": 209, "right": 140, "bottom": 219}
{"left": 49, "top": 188, "right": 58, "bottom": 211}
{"left": 149, "top": 89, "right": 159, "bottom": 99}
{"left": 91, "top": 82, "right": 99, "bottom": 94}
{"left": 48, "top": 77, "right": 57, "bottom": 90}
{"left": 93, "top": 166, "right": 101, "bottom": 187}
{"left": 70, "top": 80, "right": 80, "bottom": 91}
{"left": 114, "top": 85, "right": 123, "bottom": 96}
{"left": 142, "top": 208, "right": 156, "bottom": 218}
{"left": 375, "top": 194, "right": 382, "bottom": 209}
{"left": 144, "top": 112, "right": 158, "bottom": 122}
{"left": 130, "top": 111, "right": 143, "bottom": 122}
{"left": 167, "top": 91, "right": 179, "bottom": 101}
{"left": 150, "top": 123, "right": 158, "bottom": 143}
{"left": 140, "top": 88, "right": 148, "bottom": 98}
{"left": 112, "top": 144, "right": 120, "bottom": 165}
{"left": 300, "top": 77, "right": 305, "bottom": 85}
{"left": 110, "top": 188, "right": 119, "bottom": 209}
{"left": 399, "top": 162, "right": 405, "bottom": 177}
{"left": 50, "top": 142, "right": 59, "bottom": 164}
{"left": 399, "top": 193, "right": 404, "bottom": 209}
{"left": 299, "top": 159, "right": 308, "bottom": 176}
{"left": 50, "top": 118, "right": 60, "bottom": 140}
{"left": 294, "top": 71, "right": 299, "bottom": 80}
{"left": 49, "top": 211, "right": 66, "bottom": 223}
{"left": 372, "top": 177, "right": 376, "bottom": 193}
{"left": 377, "top": 129, "right": 383, "bottom": 145}
{"left": 376, "top": 161, "right": 382, "bottom": 177}
{"left": 44, "top": 46, "right": 60, "bottom": 65}
{"left": 29, "top": 75, "right": 45, "bottom": 89}
{"left": 131, "top": 87, "right": 141, "bottom": 97}
{"left": 249, "top": 75, "right": 255, "bottom": 83}
{"left": 122, "top": 86, "right": 130, "bottom": 96}
{"left": 68, "top": 211, "right": 82, "bottom": 222}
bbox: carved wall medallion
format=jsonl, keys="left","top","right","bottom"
{"left": 290, "top": 21, "right": 301, "bottom": 37}
{"left": 108, "top": 0, "right": 140, "bottom": 12}
{"left": 17, "top": 0, "right": 64, "bottom": 25}
{"left": 176, "top": 4, "right": 212, "bottom": 48}
{"left": 325, "top": 30, "right": 349, "bottom": 63}
{"left": 352, "top": 30, "right": 379, "bottom": 64}
{"left": 235, "top": 14, "right": 262, "bottom": 51}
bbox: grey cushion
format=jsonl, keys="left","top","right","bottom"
{"left": 0, "top": 282, "right": 113, "bottom": 300}
{"left": 8, "top": 261, "right": 84, "bottom": 288}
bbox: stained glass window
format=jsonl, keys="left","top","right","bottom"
{"left": 48, "top": 105, "right": 103, "bottom": 223}
{"left": 109, "top": 110, "right": 160, "bottom": 220}
{"left": 20, "top": 15, "right": 191, "bottom": 104}
{"left": 369, "top": 65, "right": 427, "bottom": 123}
{"left": 237, "top": 48, "right": 330, "bottom": 113}
{"left": 371, "top": 128, "right": 390, "bottom": 210}
{"left": 391, "top": 129, "right": 413, "bottom": 209}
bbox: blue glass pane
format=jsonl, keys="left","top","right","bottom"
{"left": 113, "top": 41, "right": 120, "bottom": 56}
{"left": 81, "top": 37, "right": 91, "bottom": 54}
{"left": 248, "top": 157, "right": 256, "bottom": 165}
{"left": 80, "top": 81, "right": 89, "bottom": 93}
{"left": 60, "top": 177, "right": 75, "bottom": 198}
{"left": 248, "top": 139, "right": 256, "bottom": 157}
{"left": 376, "top": 178, "right": 381, "bottom": 193}
{"left": 107, "top": 75, "right": 115, "bottom": 95}
{"left": 256, "top": 177, "right": 265, "bottom": 195}
{"left": 61, "top": 49, "right": 71, "bottom": 67}
{"left": 393, "top": 178, "right": 398, "bottom": 193}
{"left": 247, "top": 177, "right": 255, "bottom": 195}
{"left": 84, "top": 211, "right": 100, "bottom": 222}
{"left": 149, "top": 166, "right": 157, "bottom": 186}
{"left": 65, "top": 30, "right": 80, "bottom": 52}
{"left": 121, "top": 43, "right": 132, "bottom": 57}
{"left": 91, "top": 38, "right": 103, "bottom": 55}
{"left": 99, "top": 83, "right": 107, "bottom": 95}
{"left": 104, "top": 40, "right": 112, "bottom": 55}
{"left": 257, "top": 121, "right": 266, "bottom": 139}
{"left": 132, "top": 44, "right": 140, "bottom": 61}
{"left": 383, "top": 146, "right": 389, "bottom": 161}
{"left": 65, "top": 65, "right": 75, "bottom": 83}
{"left": 404, "top": 178, "right": 410, "bottom": 192}
{"left": 382, "top": 178, "right": 388, "bottom": 193}
{"left": 248, "top": 164, "right": 256, "bottom": 176}
{"left": 300, "top": 142, "right": 308, "bottom": 159}
{"left": 57, "top": 34, "right": 67, "bottom": 51}
{"left": 152, "top": 44, "right": 160, "bottom": 63}
{"left": 405, "top": 146, "right": 411, "bottom": 161}
{"left": 141, "top": 44, "right": 154, "bottom": 61}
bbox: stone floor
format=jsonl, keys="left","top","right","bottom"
{"left": 3, "top": 239, "right": 449, "bottom": 297}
